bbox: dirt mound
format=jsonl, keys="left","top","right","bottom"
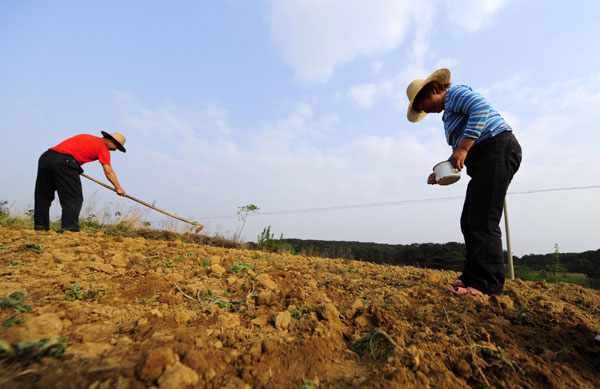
{"left": 1, "top": 226, "right": 599, "bottom": 388}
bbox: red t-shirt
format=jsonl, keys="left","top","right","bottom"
{"left": 50, "top": 134, "right": 111, "bottom": 166}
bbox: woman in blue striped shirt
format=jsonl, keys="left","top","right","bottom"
{"left": 406, "top": 68, "right": 522, "bottom": 296}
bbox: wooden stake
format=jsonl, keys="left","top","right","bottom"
{"left": 504, "top": 199, "right": 514, "bottom": 280}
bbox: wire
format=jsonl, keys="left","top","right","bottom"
{"left": 188, "top": 185, "right": 600, "bottom": 221}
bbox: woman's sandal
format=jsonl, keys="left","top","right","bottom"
{"left": 449, "top": 286, "right": 483, "bottom": 296}
{"left": 450, "top": 280, "right": 466, "bottom": 288}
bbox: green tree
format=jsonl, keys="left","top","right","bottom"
{"left": 545, "top": 243, "right": 566, "bottom": 280}
{"left": 235, "top": 204, "right": 259, "bottom": 241}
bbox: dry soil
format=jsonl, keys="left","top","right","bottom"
{"left": 1, "top": 226, "right": 599, "bottom": 388}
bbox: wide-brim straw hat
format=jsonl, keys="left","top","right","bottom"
{"left": 101, "top": 131, "right": 126, "bottom": 152}
{"left": 406, "top": 68, "right": 451, "bottom": 123}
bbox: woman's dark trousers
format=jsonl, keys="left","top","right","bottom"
{"left": 34, "top": 150, "right": 84, "bottom": 232}
{"left": 459, "top": 132, "right": 522, "bottom": 295}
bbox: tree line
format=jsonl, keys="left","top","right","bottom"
{"left": 263, "top": 238, "right": 600, "bottom": 288}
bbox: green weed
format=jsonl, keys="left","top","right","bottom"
{"left": 65, "top": 284, "right": 84, "bottom": 301}
{"left": 231, "top": 261, "right": 255, "bottom": 274}
{"left": 517, "top": 305, "right": 533, "bottom": 325}
{"left": 481, "top": 347, "right": 525, "bottom": 375}
{"left": 0, "top": 292, "right": 31, "bottom": 313}
{"left": 202, "top": 257, "right": 212, "bottom": 267}
{"left": 291, "top": 309, "right": 302, "bottom": 319}
{"left": 296, "top": 379, "right": 315, "bottom": 389}
{"left": 23, "top": 243, "right": 44, "bottom": 254}
{"left": 1, "top": 291, "right": 32, "bottom": 328}
{"left": 0, "top": 337, "right": 67, "bottom": 364}
{"left": 202, "top": 290, "right": 233, "bottom": 311}
{"left": 2, "top": 315, "right": 21, "bottom": 328}
{"left": 64, "top": 284, "right": 97, "bottom": 301}
{"left": 349, "top": 329, "right": 398, "bottom": 361}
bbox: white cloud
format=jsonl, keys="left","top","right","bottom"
{"left": 112, "top": 90, "right": 233, "bottom": 139}
{"left": 436, "top": 57, "right": 459, "bottom": 69}
{"left": 443, "top": 0, "right": 510, "bottom": 33}
{"left": 372, "top": 61, "right": 383, "bottom": 75}
{"left": 267, "top": 0, "right": 510, "bottom": 83}
{"left": 109, "top": 93, "right": 452, "bottom": 235}
{"left": 348, "top": 83, "right": 378, "bottom": 109}
{"left": 267, "top": 0, "right": 419, "bottom": 82}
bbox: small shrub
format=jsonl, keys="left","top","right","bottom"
{"left": 291, "top": 309, "right": 302, "bottom": 319}
{"left": 202, "top": 257, "right": 212, "bottom": 267}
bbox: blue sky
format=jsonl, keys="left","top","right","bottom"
{"left": 2, "top": 0, "right": 599, "bottom": 255}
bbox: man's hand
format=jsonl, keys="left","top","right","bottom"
{"left": 102, "top": 164, "right": 126, "bottom": 197}
{"left": 427, "top": 172, "right": 437, "bottom": 185}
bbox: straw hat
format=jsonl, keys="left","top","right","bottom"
{"left": 406, "top": 68, "right": 451, "bottom": 123}
{"left": 101, "top": 131, "right": 126, "bottom": 152}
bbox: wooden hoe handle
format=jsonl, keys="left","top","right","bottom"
{"left": 81, "top": 173, "right": 204, "bottom": 232}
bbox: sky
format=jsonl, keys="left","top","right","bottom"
{"left": 1, "top": 0, "right": 599, "bottom": 256}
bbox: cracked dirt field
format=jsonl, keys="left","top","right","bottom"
{"left": 1, "top": 226, "right": 599, "bottom": 388}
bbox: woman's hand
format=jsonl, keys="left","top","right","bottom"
{"left": 427, "top": 172, "right": 437, "bottom": 185}
{"left": 450, "top": 137, "right": 476, "bottom": 170}
{"left": 450, "top": 149, "right": 468, "bottom": 171}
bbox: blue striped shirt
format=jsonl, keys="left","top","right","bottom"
{"left": 443, "top": 85, "right": 512, "bottom": 150}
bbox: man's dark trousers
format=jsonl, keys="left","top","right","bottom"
{"left": 459, "top": 131, "right": 522, "bottom": 295}
{"left": 34, "top": 150, "right": 84, "bottom": 232}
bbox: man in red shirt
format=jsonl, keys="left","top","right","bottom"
{"left": 34, "top": 131, "right": 127, "bottom": 232}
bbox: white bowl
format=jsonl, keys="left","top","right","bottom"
{"left": 433, "top": 161, "right": 460, "bottom": 186}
